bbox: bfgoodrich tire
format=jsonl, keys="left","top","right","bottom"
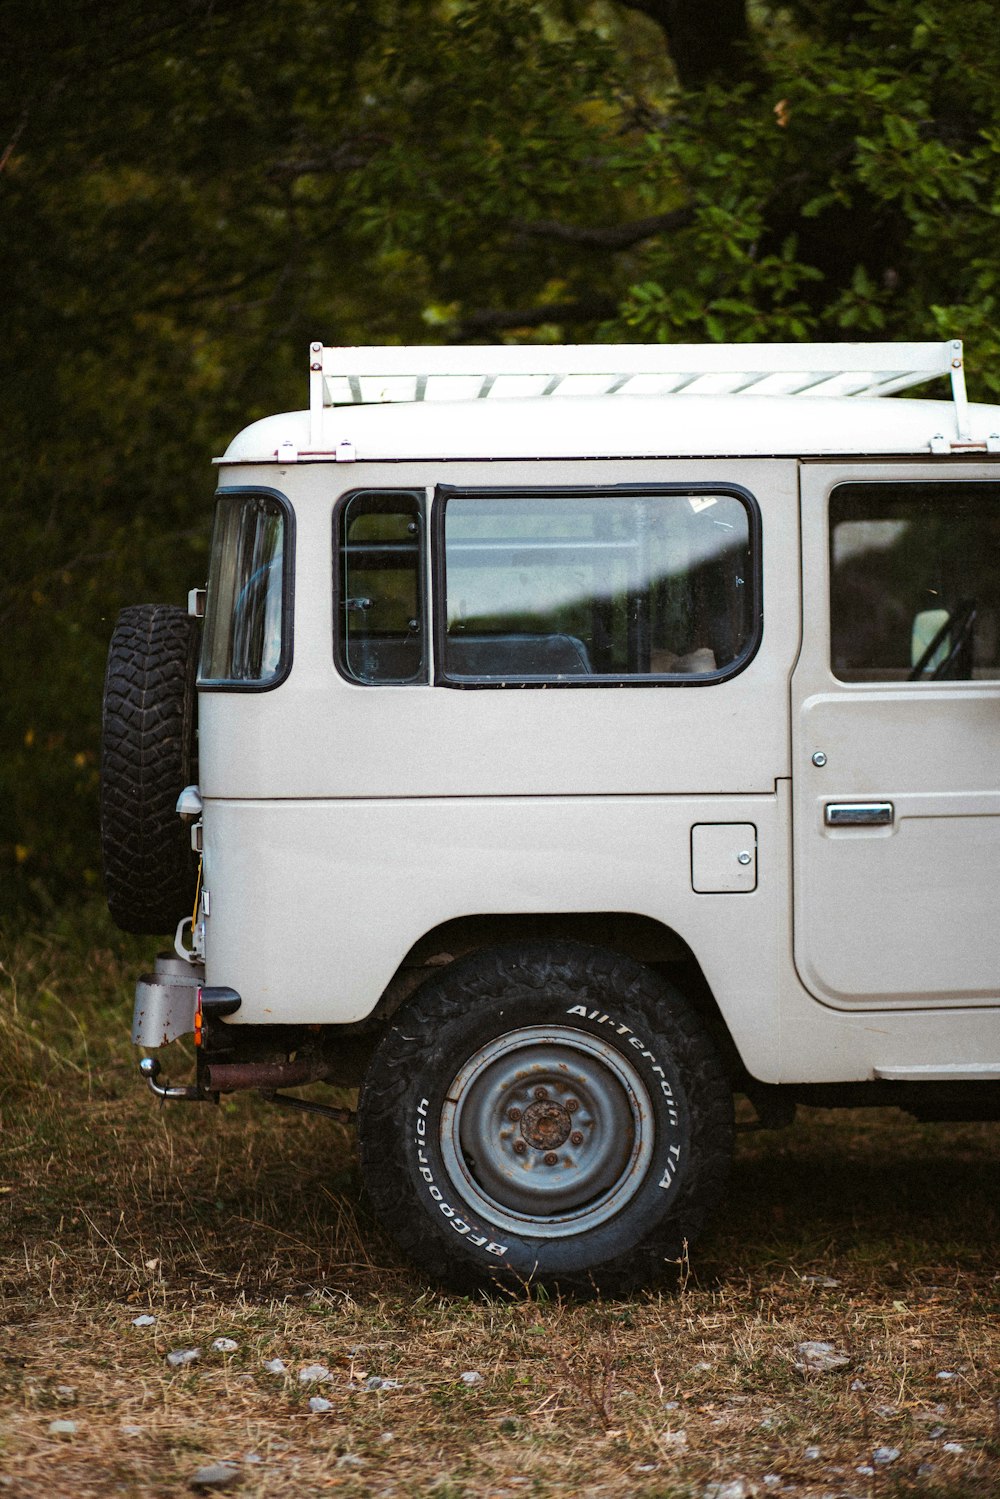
{"left": 358, "top": 941, "right": 733, "bottom": 1292}
{"left": 100, "top": 604, "right": 200, "bottom": 934}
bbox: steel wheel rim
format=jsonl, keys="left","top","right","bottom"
{"left": 439, "top": 1025, "right": 655, "bottom": 1239}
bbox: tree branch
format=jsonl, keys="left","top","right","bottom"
{"left": 456, "top": 297, "right": 620, "bottom": 337}
{"left": 511, "top": 206, "right": 693, "bottom": 251}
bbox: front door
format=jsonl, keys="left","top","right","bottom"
{"left": 792, "top": 462, "right": 1000, "bottom": 1009}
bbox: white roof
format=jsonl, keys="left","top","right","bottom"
{"left": 219, "top": 340, "right": 1000, "bottom": 464}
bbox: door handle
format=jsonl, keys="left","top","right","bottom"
{"left": 824, "top": 802, "right": 894, "bottom": 827}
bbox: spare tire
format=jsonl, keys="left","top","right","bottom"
{"left": 101, "top": 604, "right": 200, "bottom": 934}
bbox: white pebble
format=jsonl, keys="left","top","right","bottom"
{"left": 703, "top": 1482, "right": 748, "bottom": 1499}
{"left": 936, "top": 1370, "right": 957, "bottom": 1380}
{"left": 48, "top": 1420, "right": 77, "bottom": 1438}
{"left": 211, "top": 1338, "right": 239, "bottom": 1353}
{"left": 460, "top": 1371, "right": 483, "bottom": 1385}
{"left": 873, "top": 1447, "right": 900, "bottom": 1465}
{"left": 132, "top": 1314, "right": 156, "bottom": 1327}
{"left": 943, "top": 1442, "right": 965, "bottom": 1454}
{"left": 661, "top": 1429, "right": 688, "bottom": 1449}
{"left": 298, "top": 1364, "right": 332, "bottom": 1384}
{"left": 804, "top": 1446, "right": 821, "bottom": 1460}
{"left": 121, "top": 1425, "right": 144, "bottom": 1437}
{"left": 763, "top": 1479, "right": 782, "bottom": 1490}
{"left": 857, "top": 1466, "right": 875, "bottom": 1477}
{"left": 263, "top": 1358, "right": 287, "bottom": 1375}
{"left": 308, "top": 1396, "right": 332, "bottom": 1413}
{"left": 365, "top": 1375, "right": 401, "bottom": 1390}
{"left": 166, "top": 1348, "right": 200, "bottom": 1367}
{"left": 794, "top": 1340, "right": 850, "bottom": 1373}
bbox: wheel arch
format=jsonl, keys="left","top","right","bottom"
{"left": 371, "top": 910, "right": 743, "bottom": 1077}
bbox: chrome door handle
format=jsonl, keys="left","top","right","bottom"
{"left": 824, "top": 802, "right": 894, "bottom": 827}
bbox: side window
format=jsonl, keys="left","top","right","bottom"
{"left": 830, "top": 482, "right": 1000, "bottom": 682}
{"left": 337, "top": 490, "right": 426, "bottom": 684}
{"left": 437, "top": 487, "right": 758, "bottom": 684}
{"left": 200, "top": 490, "right": 290, "bottom": 688}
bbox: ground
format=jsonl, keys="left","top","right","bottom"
{"left": 1, "top": 915, "right": 998, "bottom": 1497}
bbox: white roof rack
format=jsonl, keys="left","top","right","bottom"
{"left": 309, "top": 339, "right": 970, "bottom": 444}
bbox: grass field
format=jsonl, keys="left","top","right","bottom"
{"left": 1, "top": 908, "right": 998, "bottom": 1498}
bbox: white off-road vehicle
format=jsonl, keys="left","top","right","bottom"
{"left": 102, "top": 339, "right": 1000, "bottom": 1289}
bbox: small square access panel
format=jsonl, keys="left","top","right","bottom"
{"left": 691, "top": 823, "right": 757, "bottom": 893}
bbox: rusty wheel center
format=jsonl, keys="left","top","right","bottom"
{"left": 520, "top": 1099, "right": 572, "bottom": 1150}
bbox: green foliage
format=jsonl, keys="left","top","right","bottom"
{"left": 3, "top": 0, "right": 1000, "bottom": 918}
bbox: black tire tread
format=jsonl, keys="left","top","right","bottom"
{"left": 358, "top": 941, "right": 733, "bottom": 1294}
{"left": 100, "top": 604, "right": 199, "bottom": 933}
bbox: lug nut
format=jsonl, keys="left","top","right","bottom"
{"left": 507, "top": 1107, "right": 522, "bottom": 1122}
{"left": 570, "top": 1131, "right": 584, "bottom": 1146}
{"left": 543, "top": 1152, "right": 558, "bottom": 1166}
{"left": 513, "top": 1139, "right": 527, "bottom": 1155}
{"left": 565, "top": 1098, "right": 579, "bottom": 1113}
{"left": 533, "top": 1086, "right": 549, "bottom": 1101}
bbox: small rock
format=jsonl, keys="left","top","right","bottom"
{"left": 804, "top": 1446, "right": 821, "bottom": 1460}
{"left": 703, "top": 1482, "right": 747, "bottom": 1499}
{"left": 48, "top": 1420, "right": 77, "bottom": 1438}
{"left": 636, "top": 1464, "right": 657, "bottom": 1473}
{"left": 308, "top": 1396, "right": 332, "bottom": 1413}
{"left": 800, "top": 1274, "right": 840, "bottom": 1288}
{"left": 794, "top": 1340, "right": 850, "bottom": 1374}
{"left": 850, "top": 1378, "right": 866, "bottom": 1391}
{"left": 936, "top": 1370, "right": 957, "bottom": 1381}
{"left": 55, "top": 1386, "right": 77, "bottom": 1402}
{"left": 364, "top": 1375, "right": 401, "bottom": 1390}
{"left": 459, "top": 1370, "right": 483, "bottom": 1385}
{"left": 167, "top": 1348, "right": 201, "bottom": 1368}
{"left": 189, "top": 1462, "right": 240, "bottom": 1490}
{"left": 873, "top": 1447, "right": 900, "bottom": 1466}
{"left": 122, "top": 1425, "right": 144, "bottom": 1437}
{"left": 857, "top": 1465, "right": 875, "bottom": 1476}
{"left": 211, "top": 1338, "right": 239, "bottom": 1354}
{"left": 298, "top": 1364, "right": 331, "bottom": 1384}
{"left": 943, "top": 1442, "right": 964, "bottom": 1454}
{"left": 663, "top": 1400, "right": 680, "bottom": 1409}
{"left": 263, "top": 1358, "right": 287, "bottom": 1375}
{"left": 929, "top": 1425, "right": 947, "bottom": 1439}
{"left": 763, "top": 1479, "right": 782, "bottom": 1490}
{"left": 379, "top": 1432, "right": 395, "bottom": 1443}
{"left": 336, "top": 1454, "right": 363, "bottom": 1468}
{"left": 661, "top": 1430, "right": 688, "bottom": 1449}
{"left": 876, "top": 1404, "right": 898, "bottom": 1417}
{"left": 244, "top": 1455, "right": 262, "bottom": 1465}
{"left": 132, "top": 1314, "right": 156, "bottom": 1327}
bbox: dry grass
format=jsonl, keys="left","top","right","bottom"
{"left": 1, "top": 909, "right": 998, "bottom": 1498}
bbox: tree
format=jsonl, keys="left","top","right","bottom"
{"left": 2, "top": 0, "right": 999, "bottom": 916}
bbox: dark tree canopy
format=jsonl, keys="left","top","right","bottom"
{"left": 2, "top": 0, "right": 999, "bottom": 914}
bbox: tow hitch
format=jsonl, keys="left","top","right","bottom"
{"left": 137, "top": 1056, "right": 356, "bottom": 1124}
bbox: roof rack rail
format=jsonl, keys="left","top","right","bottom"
{"left": 308, "top": 339, "right": 969, "bottom": 446}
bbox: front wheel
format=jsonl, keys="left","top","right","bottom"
{"left": 358, "top": 942, "right": 733, "bottom": 1291}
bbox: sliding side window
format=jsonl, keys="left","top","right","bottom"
{"left": 337, "top": 490, "right": 427, "bottom": 684}
{"left": 437, "top": 486, "right": 758, "bottom": 685}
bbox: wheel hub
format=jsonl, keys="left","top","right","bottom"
{"left": 438, "top": 1025, "right": 656, "bottom": 1239}
{"left": 520, "top": 1097, "right": 572, "bottom": 1150}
